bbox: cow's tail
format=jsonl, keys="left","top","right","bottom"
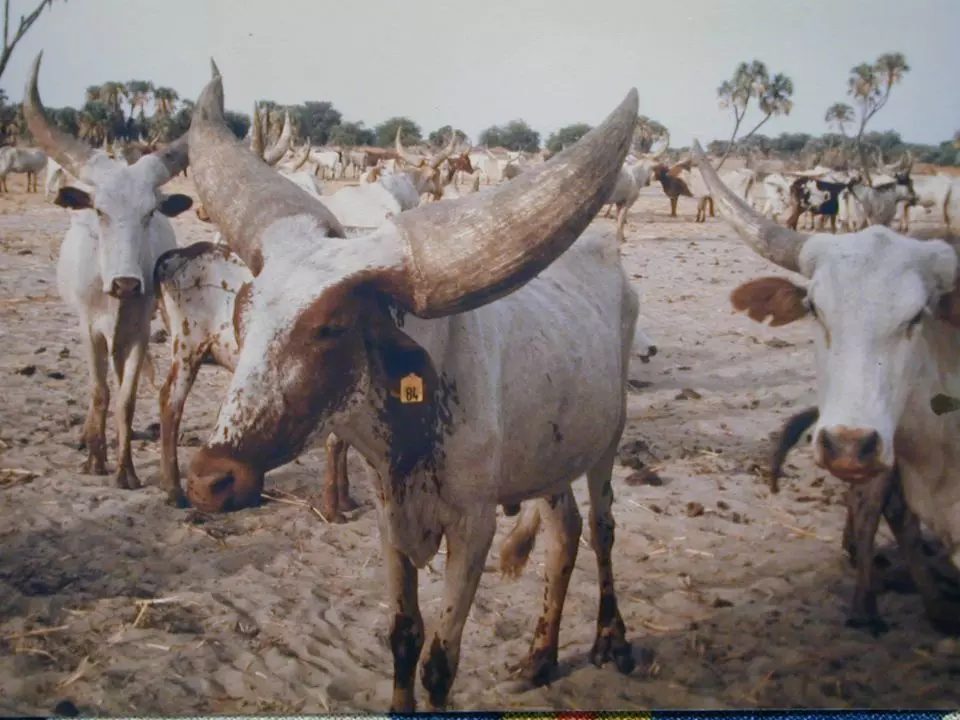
{"left": 499, "top": 503, "right": 541, "bottom": 579}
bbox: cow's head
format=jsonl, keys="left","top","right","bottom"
{"left": 894, "top": 171, "right": 917, "bottom": 205}
{"left": 695, "top": 140, "right": 960, "bottom": 484}
{"left": 395, "top": 130, "right": 460, "bottom": 199}
{"left": 791, "top": 178, "right": 832, "bottom": 212}
{"left": 25, "top": 53, "right": 191, "bottom": 299}
{"left": 183, "top": 66, "right": 637, "bottom": 512}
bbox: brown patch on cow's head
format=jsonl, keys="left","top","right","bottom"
{"left": 731, "top": 277, "right": 808, "bottom": 326}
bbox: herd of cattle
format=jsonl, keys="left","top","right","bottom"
{"left": 3, "top": 51, "right": 960, "bottom": 710}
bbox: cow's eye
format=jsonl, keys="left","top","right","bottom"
{"left": 806, "top": 299, "right": 819, "bottom": 319}
{"left": 314, "top": 325, "right": 347, "bottom": 341}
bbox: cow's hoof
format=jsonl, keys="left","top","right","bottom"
{"left": 338, "top": 494, "right": 360, "bottom": 513}
{"left": 521, "top": 647, "right": 558, "bottom": 687}
{"left": 589, "top": 634, "right": 636, "bottom": 674}
{"left": 166, "top": 490, "right": 189, "bottom": 509}
{"left": 80, "top": 458, "right": 107, "bottom": 476}
{"left": 845, "top": 614, "right": 890, "bottom": 636}
{"left": 114, "top": 468, "right": 141, "bottom": 490}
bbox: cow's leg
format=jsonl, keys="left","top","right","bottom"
{"left": 844, "top": 472, "right": 892, "bottom": 634}
{"left": 322, "top": 433, "right": 356, "bottom": 522}
{"left": 669, "top": 196, "right": 678, "bottom": 217}
{"left": 521, "top": 490, "right": 581, "bottom": 686}
{"left": 900, "top": 205, "right": 910, "bottom": 233}
{"left": 603, "top": 203, "right": 614, "bottom": 219}
{"left": 420, "top": 505, "right": 496, "bottom": 709}
{"left": 112, "top": 333, "right": 146, "bottom": 490}
{"left": 586, "top": 447, "right": 636, "bottom": 673}
{"left": 159, "top": 352, "right": 201, "bottom": 507}
{"left": 80, "top": 328, "right": 110, "bottom": 475}
{"left": 883, "top": 472, "right": 960, "bottom": 635}
{"left": 616, "top": 204, "right": 627, "bottom": 243}
{"left": 383, "top": 539, "right": 423, "bottom": 712}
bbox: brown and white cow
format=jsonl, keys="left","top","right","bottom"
{"left": 153, "top": 241, "right": 356, "bottom": 518}
{"left": 694, "top": 140, "right": 960, "bottom": 634}
{"left": 184, "top": 65, "right": 640, "bottom": 710}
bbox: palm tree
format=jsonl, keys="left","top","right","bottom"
{"left": 633, "top": 115, "right": 668, "bottom": 154}
{"left": 85, "top": 85, "right": 101, "bottom": 105}
{"left": 124, "top": 80, "right": 154, "bottom": 121}
{"left": 153, "top": 87, "right": 179, "bottom": 118}
{"left": 847, "top": 52, "right": 909, "bottom": 181}
{"left": 716, "top": 60, "right": 793, "bottom": 169}
{"left": 98, "top": 82, "right": 126, "bottom": 116}
{"left": 825, "top": 102, "right": 854, "bottom": 136}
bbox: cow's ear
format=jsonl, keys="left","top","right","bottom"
{"left": 731, "top": 276, "right": 808, "bottom": 326}
{"left": 54, "top": 186, "right": 92, "bottom": 210}
{"left": 159, "top": 193, "right": 193, "bottom": 217}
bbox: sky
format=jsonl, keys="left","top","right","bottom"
{"left": 1, "top": 0, "right": 957, "bottom": 147}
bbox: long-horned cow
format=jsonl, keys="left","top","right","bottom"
{"left": 184, "top": 65, "right": 640, "bottom": 710}
{"left": 24, "top": 52, "right": 193, "bottom": 488}
{"left": 0, "top": 146, "right": 47, "bottom": 192}
{"left": 693, "top": 140, "right": 960, "bottom": 634}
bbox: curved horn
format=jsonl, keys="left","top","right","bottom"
{"left": 692, "top": 140, "right": 807, "bottom": 273}
{"left": 188, "top": 74, "right": 344, "bottom": 275}
{"left": 250, "top": 102, "right": 265, "bottom": 158}
{"left": 429, "top": 132, "right": 458, "bottom": 169}
{"left": 263, "top": 110, "right": 291, "bottom": 166}
{"left": 140, "top": 133, "right": 189, "bottom": 186}
{"left": 291, "top": 138, "right": 311, "bottom": 171}
{"left": 395, "top": 127, "right": 424, "bottom": 166}
{"left": 381, "top": 89, "right": 639, "bottom": 317}
{"left": 23, "top": 52, "right": 95, "bottom": 179}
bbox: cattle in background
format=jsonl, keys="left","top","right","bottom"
{"left": 154, "top": 242, "right": 357, "bottom": 518}
{"left": 838, "top": 172, "right": 916, "bottom": 231}
{"left": 786, "top": 177, "right": 845, "bottom": 231}
{"left": 185, "top": 68, "right": 641, "bottom": 710}
{"left": 24, "top": 53, "right": 193, "bottom": 490}
{"left": 695, "top": 139, "right": 960, "bottom": 635}
{"left": 652, "top": 160, "right": 713, "bottom": 222}
{"left": 0, "top": 146, "right": 47, "bottom": 192}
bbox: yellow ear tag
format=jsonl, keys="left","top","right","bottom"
{"left": 400, "top": 373, "right": 424, "bottom": 404}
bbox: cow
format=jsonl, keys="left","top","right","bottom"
{"left": 23, "top": 52, "right": 193, "bottom": 489}
{"left": 838, "top": 173, "right": 916, "bottom": 231}
{"left": 693, "top": 139, "right": 960, "bottom": 635}
{"left": 760, "top": 172, "right": 793, "bottom": 220}
{"left": 786, "top": 177, "right": 845, "bottom": 232}
{"left": 153, "top": 241, "right": 357, "bottom": 518}
{"left": 0, "top": 146, "right": 47, "bottom": 192}
{"left": 312, "top": 148, "right": 343, "bottom": 180}
{"left": 394, "top": 130, "right": 458, "bottom": 201}
{"left": 604, "top": 158, "right": 655, "bottom": 242}
{"left": 651, "top": 161, "right": 712, "bottom": 221}
{"left": 184, "top": 66, "right": 640, "bottom": 711}
{"left": 442, "top": 149, "right": 474, "bottom": 187}
{"left": 898, "top": 174, "right": 955, "bottom": 233}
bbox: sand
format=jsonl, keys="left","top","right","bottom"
{"left": 1, "top": 172, "right": 959, "bottom": 715}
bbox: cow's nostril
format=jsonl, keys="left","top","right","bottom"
{"left": 110, "top": 277, "right": 142, "bottom": 298}
{"left": 211, "top": 473, "right": 235, "bottom": 496}
{"left": 858, "top": 431, "right": 880, "bottom": 461}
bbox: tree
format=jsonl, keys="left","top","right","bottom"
{"left": 478, "top": 119, "right": 540, "bottom": 152}
{"left": 428, "top": 125, "right": 468, "bottom": 148}
{"left": 375, "top": 116, "right": 421, "bottom": 147}
{"left": 824, "top": 102, "right": 854, "bottom": 136}
{"left": 153, "top": 86, "right": 179, "bottom": 119}
{"left": 290, "top": 101, "right": 342, "bottom": 145}
{"left": 546, "top": 123, "right": 591, "bottom": 153}
{"left": 715, "top": 60, "right": 794, "bottom": 169}
{"left": 124, "top": 79, "right": 154, "bottom": 121}
{"left": 0, "top": 0, "right": 59, "bottom": 82}
{"left": 328, "top": 120, "right": 375, "bottom": 147}
{"left": 223, "top": 110, "right": 250, "bottom": 140}
{"left": 845, "top": 52, "right": 909, "bottom": 181}
{"left": 633, "top": 115, "right": 668, "bottom": 153}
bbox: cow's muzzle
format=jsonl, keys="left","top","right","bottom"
{"left": 187, "top": 451, "right": 264, "bottom": 513}
{"left": 815, "top": 425, "right": 889, "bottom": 482}
{"left": 109, "top": 276, "right": 142, "bottom": 299}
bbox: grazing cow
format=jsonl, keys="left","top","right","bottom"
{"left": 786, "top": 177, "right": 845, "bottom": 232}
{"left": 154, "top": 241, "right": 357, "bottom": 518}
{"left": 694, "top": 139, "right": 960, "bottom": 634}
{"left": 0, "top": 146, "right": 47, "bottom": 192}
{"left": 652, "top": 161, "right": 712, "bottom": 221}
{"left": 24, "top": 53, "right": 193, "bottom": 488}
{"left": 185, "top": 67, "right": 640, "bottom": 710}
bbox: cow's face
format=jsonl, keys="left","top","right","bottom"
{"left": 795, "top": 179, "right": 831, "bottom": 210}
{"left": 732, "top": 229, "right": 959, "bottom": 482}
{"left": 186, "top": 234, "right": 435, "bottom": 513}
{"left": 55, "top": 164, "right": 191, "bottom": 298}
{"left": 895, "top": 172, "right": 917, "bottom": 204}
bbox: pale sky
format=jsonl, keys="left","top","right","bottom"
{"left": 1, "top": 0, "right": 957, "bottom": 146}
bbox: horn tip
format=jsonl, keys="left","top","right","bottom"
{"left": 210, "top": 58, "right": 221, "bottom": 78}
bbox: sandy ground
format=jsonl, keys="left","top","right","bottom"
{"left": 1, "top": 171, "right": 959, "bottom": 715}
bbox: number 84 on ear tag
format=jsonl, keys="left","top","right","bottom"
{"left": 400, "top": 373, "right": 424, "bottom": 404}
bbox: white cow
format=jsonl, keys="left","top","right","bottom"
{"left": 603, "top": 158, "right": 656, "bottom": 241}
{"left": 695, "top": 139, "right": 960, "bottom": 634}
{"left": 0, "top": 146, "right": 47, "bottom": 192}
{"left": 24, "top": 53, "right": 193, "bottom": 488}
{"left": 184, "top": 69, "right": 641, "bottom": 711}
